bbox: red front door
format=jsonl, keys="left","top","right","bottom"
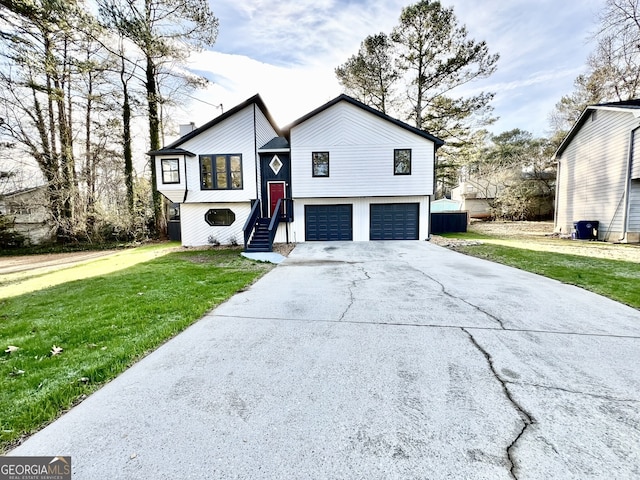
{"left": 268, "top": 181, "right": 286, "bottom": 217}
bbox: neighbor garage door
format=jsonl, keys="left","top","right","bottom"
{"left": 370, "top": 203, "right": 419, "bottom": 240}
{"left": 305, "top": 204, "right": 353, "bottom": 241}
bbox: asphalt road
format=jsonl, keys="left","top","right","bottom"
{"left": 9, "top": 241, "right": 640, "bottom": 479}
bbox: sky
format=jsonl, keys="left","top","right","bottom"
{"left": 173, "top": 0, "right": 605, "bottom": 143}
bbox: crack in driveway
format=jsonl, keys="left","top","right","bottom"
{"left": 338, "top": 265, "right": 371, "bottom": 322}
{"left": 408, "top": 265, "right": 507, "bottom": 330}
{"left": 511, "top": 381, "right": 640, "bottom": 404}
{"left": 462, "top": 327, "right": 535, "bottom": 480}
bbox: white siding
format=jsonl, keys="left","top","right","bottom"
{"left": 632, "top": 132, "right": 640, "bottom": 179}
{"left": 177, "top": 106, "right": 263, "bottom": 203}
{"left": 629, "top": 180, "right": 640, "bottom": 232}
{"left": 180, "top": 202, "right": 251, "bottom": 247}
{"left": 290, "top": 102, "right": 435, "bottom": 198}
{"left": 154, "top": 154, "right": 187, "bottom": 203}
{"left": 555, "top": 109, "right": 639, "bottom": 239}
{"left": 290, "top": 196, "right": 430, "bottom": 242}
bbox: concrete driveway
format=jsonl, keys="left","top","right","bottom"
{"left": 9, "top": 241, "right": 640, "bottom": 479}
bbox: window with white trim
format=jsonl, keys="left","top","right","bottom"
{"left": 161, "top": 158, "right": 180, "bottom": 184}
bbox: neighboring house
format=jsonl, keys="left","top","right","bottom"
{"left": 554, "top": 100, "right": 640, "bottom": 243}
{"left": 149, "top": 94, "right": 444, "bottom": 250}
{"left": 451, "top": 178, "right": 498, "bottom": 219}
{"left": 0, "top": 185, "right": 51, "bottom": 245}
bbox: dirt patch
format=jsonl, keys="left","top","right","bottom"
{"left": 177, "top": 243, "right": 296, "bottom": 263}
{"left": 429, "top": 236, "right": 482, "bottom": 248}
{"left": 469, "top": 220, "right": 555, "bottom": 238}
{"left": 272, "top": 243, "right": 296, "bottom": 256}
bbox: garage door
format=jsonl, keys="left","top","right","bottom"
{"left": 370, "top": 203, "right": 419, "bottom": 240}
{"left": 305, "top": 204, "right": 353, "bottom": 241}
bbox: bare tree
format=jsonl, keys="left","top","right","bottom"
{"left": 97, "top": 0, "right": 218, "bottom": 237}
{"left": 550, "top": 0, "right": 640, "bottom": 139}
{"left": 0, "top": 0, "right": 85, "bottom": 239}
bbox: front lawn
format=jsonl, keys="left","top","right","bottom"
{"left": 0, "top": 247, "right": 272, "bottom": 452}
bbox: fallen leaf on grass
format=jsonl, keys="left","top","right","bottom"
{"left": 50, "top": 345, "right": 63, "bottom": 356}
{"left": 5, "top": 345, "right": 19, "bottom": 354}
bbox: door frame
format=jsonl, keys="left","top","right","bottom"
{"left": 267, "top": 181, "right": 287, "bottom": 217}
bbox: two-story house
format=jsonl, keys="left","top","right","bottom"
{"left": 148, "top": 94, "right": 444, "bottom": 251}
{"left": 554, "top": 100, "right": 640, "bottom": 242}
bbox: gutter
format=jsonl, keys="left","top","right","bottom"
{"left": 553, "top": 158, "right": 560, "bottom": 232}
{"left": 182, "top": 154, "right": 189, "bottom": 203}
{"left": 619, "top": 124, "right": 640, "bottom": 242}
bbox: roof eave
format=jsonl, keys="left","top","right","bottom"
{"left": 554, "top": 103, "right": 640, "bottom": 159}
{"left": 147, "top": 148, "right": 196, "bottom": 157}
{"left": 165, "top": 94, "right": 282, "bottom": 150}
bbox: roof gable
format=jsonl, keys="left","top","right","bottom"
{"left": 555, "top": 99, "right": 640, "bottom": 158}
{"left": 163, "top": 94, "right": 281, "bottom": 150}
{"left": 283, "top": 94, "right": 445, "bottom": 148}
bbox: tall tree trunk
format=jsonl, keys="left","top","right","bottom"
{"left": 146, "top": 54, "right": 165, "bottom": 237}
{"left": 85, "top": 65, "right": 96, "bottom": 234}
{"left": 58, "top": 36, "right": 75, "bottom": 230}
{"left": 121, "top": 55, "right": 134, "bottom": 215}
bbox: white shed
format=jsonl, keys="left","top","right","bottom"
{"left": 430, "top": 198, "right": 461, "bottom": 213}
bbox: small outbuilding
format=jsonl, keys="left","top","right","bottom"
{"left": 430, "top": 198, "right": 461, "bottom": 213}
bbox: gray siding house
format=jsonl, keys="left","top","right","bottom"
{"left": 554, "top": 100, "right": 640, "bottom": 243}
{"left": 149, "top": 94, "right": 444, "bottom": 250}
{"left": 0, "top": 186, "right": 51, "bottom": 245}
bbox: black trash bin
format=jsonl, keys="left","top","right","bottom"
{"left": 573, "top": 220, "right": 599, "bottom": 240}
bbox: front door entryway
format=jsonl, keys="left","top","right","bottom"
{"left": 268, "top": 181, "right": 286, "bottom": 217}
{"left": 259, "top": 150, "right": 291, "bottom": 221}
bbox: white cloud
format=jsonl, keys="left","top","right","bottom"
{"left": 166, "top": 50, "right": 342, "bottom": 142}
{"left": 180, "top": 0, "right": 607, "bottom": 139}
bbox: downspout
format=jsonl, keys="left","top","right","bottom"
{"left": 619, "top": 125, "right": 640, "bottom": 242}
{"left": 182, "top": 154, "right": 189, "bottom": 203}
{"left": 427, "top": 195, "right": 432, "bottom": 241}
{"left": 553, "top": 158, "right": 560, "bottom": 233}
{"left": 253, "top": 104, "right": 260, "bottom": 203}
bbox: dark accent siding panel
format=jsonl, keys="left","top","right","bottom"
{"left": 430, "top": 212, "right": 468, "bottom": 234}
{"left": 305, "top": 204, "right": 353, "bottom": 241}
{"left": 370, "top": 203, "right": 419, "bottom": 240}
{"left": 167, "top": 221, "right": 181, "bottom": 241}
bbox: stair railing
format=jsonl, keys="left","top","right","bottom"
{"left": 267, "top": 198, "right": 283, "bottom": 250}
{"left": 243, "top": 199, "right": 261, "bottom": 250}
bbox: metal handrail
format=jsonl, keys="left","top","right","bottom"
{"left": 243, "top": 199, "right": 261, "bottom": 249}
{"left": 267, "top": 198, "right": 283, "bottom": 250}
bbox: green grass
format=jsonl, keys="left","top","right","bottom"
{"left": 440, "top": 231, "right": 493, "bottom": 241}
{"left": 451, "top": 241, "right": 640, "bottom": 309}
{"left": 0, "top": 247, "right": 272, "bottom": 452}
